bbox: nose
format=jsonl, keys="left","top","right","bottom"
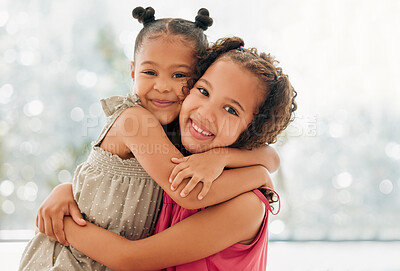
{"left": 154, "top": 76, "right": 171, "bottom": 93}
{"left": 197, "top": 103, "right": 216, "bottom": 124}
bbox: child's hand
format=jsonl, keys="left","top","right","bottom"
{"left": 36, "top": 183, "right": 86, "bottom": 246}
{"left": 169, "top": 151, "right": 226, "bottom": 200}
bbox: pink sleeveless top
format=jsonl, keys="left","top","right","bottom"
{"left": 154, "top": 188, "right": 279, "bottom": 270}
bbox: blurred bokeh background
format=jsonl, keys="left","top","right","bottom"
{"left": 1, "top": 0, "right": 399, "bottom": 270}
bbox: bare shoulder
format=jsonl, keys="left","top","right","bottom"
{"left": 115, "top": 106, "right": 160, "bottom": 134}
{"left": 118, "top": 106, "right": 158, "bottom": 123}
{"left": 223, "top": 191, "right": 265, "bottom": 221}
{"left": 207, "top": 191, "right": 265, "bottom": 243}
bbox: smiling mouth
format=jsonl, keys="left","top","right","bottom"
{"left": 189, "top": 118, "right": 214, "bottom": 139}
{"left": 150, "top": 99, "right": 176, "bottom": 108}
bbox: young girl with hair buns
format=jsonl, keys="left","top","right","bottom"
{"left": 60, "top": 36, "right": 297, "bottom": 270}
{"left": 19, "top": 7, "right": 281, "bottom": 271}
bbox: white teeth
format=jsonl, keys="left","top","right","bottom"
{"left": 191, "top": 121, "right": 212, "bottom": 136}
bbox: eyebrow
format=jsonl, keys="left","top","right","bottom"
{"left": 228, "top": 98, "right": 245, "bottom": 112}
{"left": 198, "top": 78, "right": 212, "bottom": 88}
{"left": 198, "top": 78, "right": 245, "bottom": 112}
{"left": 141, "top": 61, "right": 192, "bottom": 70}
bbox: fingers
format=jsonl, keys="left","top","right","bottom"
{"left": 197, "top": 181, "right": 212, "bottom": 200}
{"left": 170, "top": 168, "right": 192, "bottom": 191}
{"left": 180, "top": 177, "right": 201, "bottom": 197}
{"left": 37, "top": 215, "right": 45, "bottom": 235}
{"left": 38, "top": 207, "right": 65, "bottom": 244}
{"left": 35, "top": 215, "right": 40, "bottom": 235}
{"left": 69, "top": 203, "right": 86, "bottom": 226}
{"left": 170, "top": 156, "right": 189, "bottom": 164}
{"left": 43, "top": 215, "right": 56, "bottom": 242}
{"left": 37, "top": 208, "right": 47, "bottom": 235}
{"left": 169, "top": 162, "right": 189, "bottom": 184}
{"left": 52, "top": 217, "right": 68, "bottom": 246}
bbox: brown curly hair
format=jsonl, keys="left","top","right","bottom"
{"left": 191, "top": 37, "right": 297, "bottom": 150}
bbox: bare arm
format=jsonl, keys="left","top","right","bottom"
{"left": 118, "top": 107, "right": 272, "bottom": 209}
{"left": 169, "top": 146, "right": 279, "bottom": 199}
{"left": 36, "top": 107, "right": 273, "bottom": 242}
{"left": 64, "top": 191, "right": 265, "bottom": 271}
{"left": 221, "top": 145, "right": 280, "bottom": 173}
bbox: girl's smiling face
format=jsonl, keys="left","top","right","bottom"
{"left": 179, "top": 58, "right": 264, "bottom": 153}
{"left": 131, "top": 35, "right": 195, "bottom": 125}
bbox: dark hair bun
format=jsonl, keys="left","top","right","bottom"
{"left": 132, "top": 6, "right": 155, "bottom": 25}
{"left": 195, "top": 8, "right": 213, "bottom": 30}
{"left": 214, "top": 36, "right": 245, "bottom": 53}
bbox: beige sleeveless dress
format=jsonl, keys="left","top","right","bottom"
{"left": 19, "top": 94, "right": 164, "bottom": 270}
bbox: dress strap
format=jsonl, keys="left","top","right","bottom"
{"left": 253, "top": 187, "right": 281, "bottom": 215}
{"left": 101, "top": 93, "right": 141, "bottom": 117}
{"left": 93, "top": 93, "right": 142, "bottom": 147}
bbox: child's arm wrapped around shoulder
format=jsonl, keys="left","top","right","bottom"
{"left": 169, "top": 145, "right": 279, "bottom": 200}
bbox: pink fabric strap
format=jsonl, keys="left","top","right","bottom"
{"left": 254, "top": 187, "right": 281, "bottom": 215}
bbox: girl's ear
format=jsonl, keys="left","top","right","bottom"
{"left": 130, "top": 61, "right": 135, "bottom": 81}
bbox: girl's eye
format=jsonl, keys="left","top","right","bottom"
{"left": 143, "top": 71, "right": 156, "bottom": 76}
{"left": 198, "top": 88, "right": 209, "bottom": 97}
{"left": 173, "top": 73, "right": 188, "bottom": 78}
{"left": 224, "top": 106, "right": 238, "bottom": 116}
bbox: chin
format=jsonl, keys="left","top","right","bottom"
{"left": 158, "top": 114, "right": 175, "bottom": 125}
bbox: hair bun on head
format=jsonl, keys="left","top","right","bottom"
{"left": 195, "top": 8, "right": 213, "bottom": 31}
{"left": 132, "top": 6, "right": 156, "bottom": 26}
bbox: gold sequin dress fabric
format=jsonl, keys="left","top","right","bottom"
{"left": 19, "top": 94, "right": 163, "bottom": 270}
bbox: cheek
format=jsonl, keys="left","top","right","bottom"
{"left": 134, "top": 82, "right": 152, "bottom": 101}
{"left": 180, "top": 94, "right": 197, "bottom": 114}
{"left": 179, "top": 102, "right": 188, "bottom": 117}
{"left": 215, "top": 118, "right": 240, "bottom": 144}
{"left": 173, "top": 104, "right": 182, "bottom": 115}
{"left": 225, "top": 118, "right": 250, "bottom": 141}
{"left": 133, "top": 82, "right": 143, "bottom": 95}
